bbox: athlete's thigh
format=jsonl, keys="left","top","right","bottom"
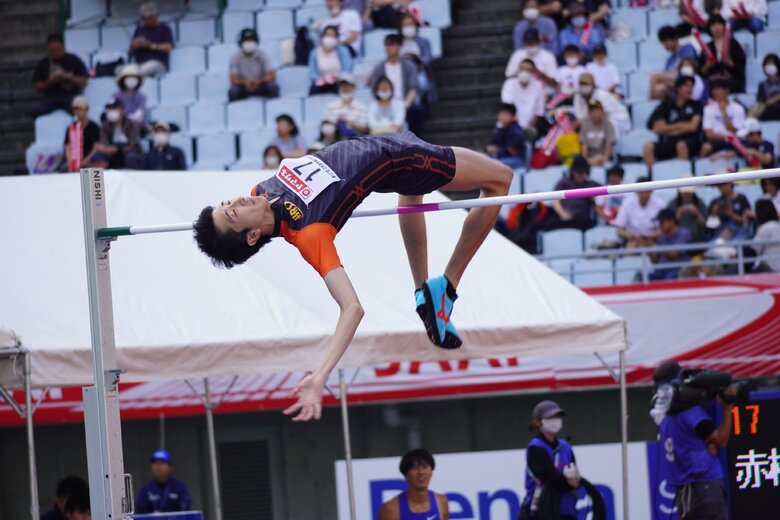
{"left": 442, "top": 147, "right": 512, "bottom": 193}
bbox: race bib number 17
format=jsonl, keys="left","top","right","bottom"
{"left": 276, "top": 155, "right": 340, "bottom": 206}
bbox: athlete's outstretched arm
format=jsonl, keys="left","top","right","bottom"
{"left": 283, "top": 267, "right": 364, "bottom": 421}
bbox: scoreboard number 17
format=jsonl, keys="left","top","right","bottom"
{"left": 732, "top": 404, "right": 760, "bottom": 435}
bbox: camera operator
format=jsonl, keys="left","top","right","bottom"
{"left": 651, "top": 360, "right": 736, "bottom": 520}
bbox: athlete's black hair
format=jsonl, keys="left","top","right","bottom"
{"left": 193, "top": 206, "right": 271, "bottom": 269}
{"left": 399, "top": 448, "right": 435, "bottom": 475}
{"left": 64, "top": 490, "right": 90, "bottom": 514}
{"left": 56, "top": 475, "right": 88, "bottom": 499}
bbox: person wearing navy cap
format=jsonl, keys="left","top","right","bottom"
{"left": 135, "top": 449, "right": 193, "bottom": 513}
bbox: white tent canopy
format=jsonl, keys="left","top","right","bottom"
{"left": 0, "top": 171, "right": 626, "bottom": 388}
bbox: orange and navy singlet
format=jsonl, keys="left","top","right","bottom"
{"left": 250, "top": 132, "right": 456, "bottom": 277}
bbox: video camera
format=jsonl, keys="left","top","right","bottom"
{"left": 664, "top": 368, "right": 754, "bottom": 415}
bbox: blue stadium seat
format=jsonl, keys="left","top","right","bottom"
{"left": 621, "top": 163, "right": 649, "bottom": 184}
{"left": 160, "top": 74, "right": 198, "bottom": 105}
{"left": 693, "top": 157, "right": 737, "bottom": 176}
{"left": 222, "top": 11, "right": 255, "bottom": 42}
{"left": 295, "top": 5, "right": 329, "bottom": 28}
{"left": 69, "top": 0, "right": 104, "bottom": 25}
{"left": 265, "top": 97, "right": 304, "bottom": 126}
{"left": 615, "top": 256, "right": 647, "bottom": 284}
{"left": 631, "top": 100, "right": 660, "bottom": 130}
{"left": 225, "top": 0, "right": 259, "bottom": 11}
{"left": 188, "top": 103, "right": 226, "bottom": 134}
{"left": 746, "top": 62, "right": 765, "bottom": 94}
{"left": 638, "top": 40, "right": 667, "bottom": 71}
{"left": 606, "top": 41, "right": 638, "bottom": 73}
{"left": 353, "top": 61, "right": 379, "bottom": 89}
{"left": 208, "top": 43, "right": 236, "bottom": 72}
{"left": 733, "top": 31, "right": 754, "bottom": 62}
{"left": 695, "top": 186, "right": 720, "bottom": 207}
{"left": 198, "top": 73, "right": 230, "bottom": 102}
{"left": 266, "top": 0, "right": 303, "bottom": 8}
{"left": 769, "top": 2, "right": 780, "bottom": 29}
{"left": 736, "top": 182, "right": 763, "bottom": 207}
{"left": 540, "top": 229, "right": 584, "bottom": 256}
{"left": 170, "top": 46, "right": 207, "bottom": 75}
{"left": 363, "top": 30, "right": 395, "bottom": 62}
{"left": 651, "top": 159, "right": 691, "bottom": 181}
{"left": 756, "top": 31, "right": 780, "bottom": 58}
{"left": 306, "top": 0, "right": 326, "bottom": 5}
{"left": 34, "top": 111, "right": 72, "bottom": 145}
{"left": 177, "top": 17, "right": 218, "bottom": 46}
{"left": 168, "top": 133, "right": 193, "bottom": 167}
{"left": 585, "top": 226, "right": 619, "bottom": 250}
{"left": 573, "top": 259, "right": 614, "bottom": 287}
{"left": 523, "top": 168, "right": 565, "bottom": 193}
{"left": 734, "top": 93, "right": 755, "bottom": 109}
{"left": 418, "top": 0, "right": 452, "bottom": 28}
{"left": 354, "top": 87, "right": 374, "bottom": 105}
{"left": 238, "top": 128, "right": 277, "bottom": 163}
{"left": 647, "top": 8, "right": 680, "bottom": 37}
{"left": 187, "top": 0, "right": 219, "bottom": 15}
{"left": 26, "top": 142, "right": 63, "bottom": 174}
{"left": 150, "top": 104, "right": 188, "bottom": 131}
{"left": 65, "top": 27, "right": 100, "bottom": 54}
{"left": 548, "top": 259, "right": 574, "bottom": 282}
{"left": 276, "top": 66, "right": 311, "bottom": 98}
{"left": 139, "top": 77, "right": 159, "bottom": 108}
{"left": 304, "top": 94, "right": 338, "bottom": 124}
{"left": 227, "top": 99, "right": 266, "bottom": 132}
{"left": 761, "top": 121, "right": 780, "bottom": 146}
{"left": 617, "top": 129, "right": 656, "bottom": 157}
{"left": 263, "top": 39, "right": 284, "bottom": 69}
{"left": 627, "top": 70, "right": 651, "bottom": 103}
{"left": 301, "top": 123, "right": 320, "bottom": 144}
{"left": 419, "top": 27, "right": 443, "bottom": 60}
{"left": 256, "top": 9, "right": 295, "bottom": 40}
{"left": 611, "top": 9, "right": 648, "bottom": 41}
{"left": 84, "top": 77, "right": 118, "bottom": 121}
{"left": 589, "top": 166, "right": 606, "bottom": 185}
{"left": 100, "top": 25, "right": 133, "bottom": 52}
{"left": 194, "top": 133, "right": 237, "bottom": 169}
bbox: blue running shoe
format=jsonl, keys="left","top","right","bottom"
{"left": 415, "top": 288, "right": 440, "bottom": 346}
{"left": 421, "top": 275, "right": 462, "bottom": 349}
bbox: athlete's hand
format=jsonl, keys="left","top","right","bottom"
{"left": 283, "top": 372, "right": 325, "bottom": 421}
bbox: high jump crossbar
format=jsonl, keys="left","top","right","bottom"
{"left": 97, "top": 167, "right": 780, "bottom": 238}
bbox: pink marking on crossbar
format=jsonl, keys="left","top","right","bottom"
{"left": 397, "top": 203, "right": 440, "bottom": 214}
{"left": 564, "top": 186, "right": 609, "bottom": 199}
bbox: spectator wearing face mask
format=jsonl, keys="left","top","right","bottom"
{"left": 309, "top": 25, "right": 353, "bottom": 95}
{"left": 585, "top": 44, "right": 621, "bottom": 99}
{"left": 557, "top": 3, "right": 605, "bottom": 60}
{"left": 699, "top": 14, "right": 747, "bottom": 93}
{"left": 92, "top": 98, "right": 144, "bottom": 170}
{"left": 322, "top": 0, "right": 363, "bottom": 57}
{"left": 573, "top": 72, "right": 630, "bottom": 136}
{"left": 144, "top": 121, "right": 186, "bottom": 170}
{"left": 565, "top": 0, "right": 610, "bottom": 29}
{"left": 506, "top": 29, "right": 558, "bottom": 87}
{"left": 519, "top": 400, "right": 581, "bottom": 520}
{"left": 676, "top": 57, "right": 707, "bottom": 102}
{"left": 315, "top": 120, "right": 341, "bottom": 148}
{"left": 579, "top": 100, "right": 614, "bottom": 166}
{"left": 368, "top": 76, "right": 406, "bottom": 135}
{"left": 399, "top": 13, "right": 437, "bottom": 103}
{"left": 500, "top": 59, "right": 546, "bottom": 140}
{"left": 753, "top": 53, "right": 780, "bottom": 121}
{"left": 263, "top": 145, "right": 283, "bottom": 169}
{"left": 112, "top": 64, "right": 146, "bottom": 126}
{"left": 228, "top": 28, "right": 280, "bottom": 101}
{"left": 486, "top": 103, "right": 526, "bottom": 170}
{"left": 720, "top": 0, "right": 767, "bottom": 34}
{"left": 555, "top": 45, "right": 586, "bottom": 101}
{"left": 323, "top": 74, "right": 369, "bottom": 137}
{"left": 129, "top": 2, "right": 174, "bottom": 77}
{"left": 699, "top": 78, "right": 746, "bottom": 158}
{"left": 514, "top": 0, "right": 559, "bottom": 54}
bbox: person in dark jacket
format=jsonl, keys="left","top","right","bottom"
{"left": 41, "top": 475, "right": 89, "bottom": 520}
{"left": 144, "top": 121, "right": 187, "bottom": 170}
{"left": 486, "top": 103, "right": 526, "bottom": 170}
{"left": 135, "top": 450, "right": 193, "bottom": 513}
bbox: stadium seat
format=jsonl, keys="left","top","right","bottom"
{"left": 186, "top": 0, "right": 219, "bottom": 15}
{"left": 627, "top": 70, "right": 651, "bottom": 103}
{"left": 69, "top": 0, "right": 104, "bottom": 25}
{"left": 139, "top": 77, "right": 159, "bottom": 108}
{"left": 304, "top": 94, "right": 338, "bottom": 124}
{"left": 617, "top": 129, "right": 656, "bottom": 157}
{"left": 100, "top": 25, "right": 133, "bottom": 52}
{"left": 266, "top": 0, "right": 303, "bottom": 8}
{"left": 194, "top": 133, "right": 237, "bottom": 169}
{"left": 770, "top": 2, "right": 780, "bottom": 29}
{"left": 65, "top": 28, "right": 100, "bottom": 54}
{"left": 548, "top": 259, "right": 574, "bottom": 283}
{"left": 756, "top": 31, "right": 780, "bottom": 59}
{"left": 734, "top": 93, "right": 755, "bottom": 109}
{"left": 540, "top": 229, "right": 584, "bottom": 256}
{"left": 256, "top": 9, "right": 295, "bottom": 40}
{"left": 621, "top": 163, "right": 649, "bottom": 184}
{"left": 263, "top": 39, "right": 284, "bottom": 69}
{"left": 585, "top": 226, "right": 619, "bottom": 250}
{"left": 638, "top": 40, "right": 667, "bottom": 71}
{"left": 188, "top": 102, "right": 226, "bottom": 134}
{"left": 647, "top": 8, "right": 680, "bottom": 37}
{"left": 590, "top": 166, "right": 606, "bottom": 185}
{"left": 306, "top": 0, "right": 326, "bottom": 5}
{"left": 169, "top": 133, "right": 194, "bottom": 167}
{"left": 746, "top": 61, "right": 764, "bottom": 95}
{"left": 736, "top": 182, "right": 764, "bottom": 207}
{"left": 301, "top": 123, "right": 321, "bottom": 144}
{"left": 265, "top": 97, "right": 304, "bottom": 126}
{"left": 178, "top": 17, "right": 217, "bottom": 46}
{"left": 610, "top": 9, "right": 647, "bottom": 41}
{"left": 353, "top": 61, "right": 379, "bottom": 89}
{"left": 170, "top": 46, "right": 207, "bottom": 75}
{"left": 573, "top": 259, "right": 614, "bottom": 287}
{"left": 26, "top": 142, "right": 63, "bottom": 174}
{"left": 695, "top": 186, "right": 719, "bottom": 207}
{"left": 615, "top": 256, "right": 648, "bottom": 284}
{"left": 418, "top": 0, "right": 452, "bottom": 28}
{"left": 150, "top": 104, "right": 188, "bottom": 131}
{"left": 207, "top": 43, "right": 236, "bottom": 72}
{"left": 631, "top": 100, "right": 660, "bottom": 130}
{"left": 222, "top": 11, "right": 255, "bottom": 43}
{"left": 225, "top": 0, "right": 259, "bottom": 11}
{"left": 761, "top": 121, "right": 780, "bottom": 146}
{"left": 733, "top": 31, "right": 754, "bottom": 61}
{"left": 523, "top": 168, "right": 565, "bottom": 193}
{"left": 651, "top": 159, "right": 691, "bottom": 182}
{"left": 84, "top": 77, "right": 118, "bottom": 121}
{"left": 419, "top": 27, "right": 443, "bottom": 60}
{"left": 693, "top": 157, "right": 737, "bottom": 176}
{"left": 295, "top": 5, "right": 329, "bottom": 28}
{"left": 354, "top": 87, "right": 374, "bottom": 106}
{"left": 227, "top": 99, "right": 266, "bottom": 132}
{"left": 363, "top": 30, "right": 396, "bottom": 62}
{"left": 198, "top": 73, "right": 230, "bottom": 102}
{"left": 605, "top": 41, "right": 638, "bottom": 73}
{"left": 160, "top": 74, "right": 198, "bottom": 105}
{"left": 276, "top": 66, "right": 311, "bottom": 98}
{"left": 238, "top": 129, "right": 277, "bottom": 163}
{"left": 34, "top": 111, "right": 72, "bottom": 145}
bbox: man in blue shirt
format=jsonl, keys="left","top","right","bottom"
{"left": 135, "top": 450, "right": 193, "bottom": 513}
{"left": 650, "top": 25, "right": 697, "bottom": 99}
{"left": 486, "top": 103, "right": 526, "bottom": 170}
{"left": 655, "top": 362, "right": 735, "bottom": 520}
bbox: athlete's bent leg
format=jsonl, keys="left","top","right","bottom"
{"left": 398, "top": 194, "right": 429, "bottom": 289}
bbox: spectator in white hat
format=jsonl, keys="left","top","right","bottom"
{"left": 112, "top": 64, "right": 146, "bottom": 126}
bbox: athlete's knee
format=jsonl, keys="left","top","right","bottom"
{"left": 486, "top": 162, "right": 512, "bottom": 196}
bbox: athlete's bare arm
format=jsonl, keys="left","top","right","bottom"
{"left": 283, "top": 267, "right": 364, "bottom": 421}
{"left": 377, "top": 497, "right": 399, "bottom": 520}
{"left": 436, "top": 492, "right": 449, "bottom": 520}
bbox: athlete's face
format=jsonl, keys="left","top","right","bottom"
{"left": 404, "top": 460, "right": 433, "bottom": 492}
{"left": 212, "top": 196, "right": 270, "bottom": 242}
